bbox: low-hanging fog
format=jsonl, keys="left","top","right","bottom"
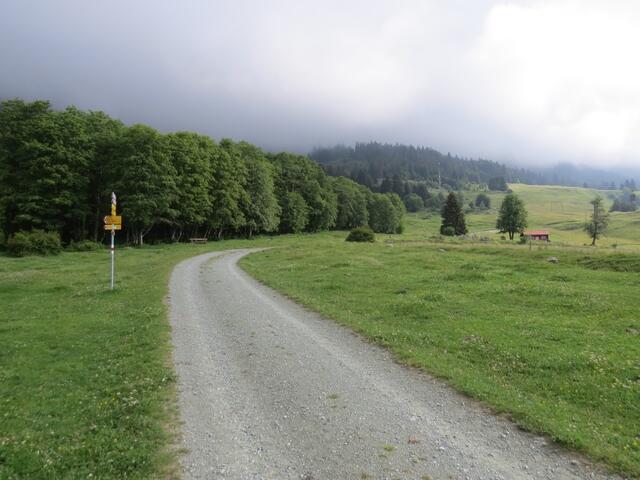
{"left": 1, "top": 0, "right": 639, "bottom": 170}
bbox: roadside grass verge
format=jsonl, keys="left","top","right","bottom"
{"left": 0, "top": 236, "right": 302, "bottom": 479}
{"left": 241, "top": 239, "right": 640, "bottom": 476}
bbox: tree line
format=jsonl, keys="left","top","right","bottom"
{"left": 311, "top": 142, "right": 543, "bottom": 191}
{"left": 0, "top": 100, "right": 404, "bottom": 245}
{"left": 609, "top": 188, "right": 638, "bottom": 212}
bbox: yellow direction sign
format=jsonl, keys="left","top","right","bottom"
{"left": 104, "top": 215, "right": 122, "bottom": 225}
{"left": 104, "top": 224, "right": 122, "bottom": 231}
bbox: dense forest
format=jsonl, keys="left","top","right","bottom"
{"left": 0, "top": 100, "right": 404, "bottom": 246}
{"left": 310, "top": 143, "right": 638, "bottom": 191}
{"left": 310, "top": 143, "right": 539, "bottom": 191}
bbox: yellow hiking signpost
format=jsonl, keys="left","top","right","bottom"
{"left": 104, "top": 192, "right": 122, "bottom": 290}
{"left": 103, "top": 215, "right": 122, "bottom": 225}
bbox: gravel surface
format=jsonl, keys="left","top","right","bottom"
{"left": 168, "top": 249, "right": 622, "bottom": 480}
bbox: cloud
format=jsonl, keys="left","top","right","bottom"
{"left": 467, "top": 1, "right": 640, "bottom": 166}
{"left": 1, "top": 0, "right": 639, "bottom": 167}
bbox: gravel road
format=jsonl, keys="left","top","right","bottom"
{"left": 168, "top": 249, "right": 622, "bottom": 480}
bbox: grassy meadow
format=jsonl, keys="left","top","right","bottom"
{"left": 0, "top": 236, "right": 296, "bottom": 479}
{"left": 0, "top": 183, "right": 639, "bottom": 477}
{"left": 398, "top": 184, "right": 640, "bottom": 249}
{"left": 481, "top": 184, "right": 640, "bottom": 248}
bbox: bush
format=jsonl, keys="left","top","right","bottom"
{"left": 7, "top": 230, "right": 62, "bottom": 257}
{"left": 441, "top": 226, "right": 456, "bottom": 236}
{"left": 475, "top": 193, "right": 491, "bottom": 209}
{"left": 346, "top": 226, "right": 375, "bottom": 242}
{"left": 67, "top": 240, "right": 102, "bottom": 251}
{"left": 403, "top": 193, "right": 424, "bottom": 212}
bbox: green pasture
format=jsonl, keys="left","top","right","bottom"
{"left": 1, "top": 183, "right": 639, "bottom": 478}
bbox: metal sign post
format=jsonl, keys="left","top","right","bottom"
{"left": 110, "top": 223, "right": 115, "bottom": 289}
{"left": 104, "top": 192, "right": 122, "bottom": 290}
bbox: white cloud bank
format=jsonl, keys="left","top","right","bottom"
{"left": 1, "top": 0, "right": 640, "bottom": 167}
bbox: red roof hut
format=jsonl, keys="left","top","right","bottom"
{"left": 523, "top": 230, "right": 550, "bottom": 241}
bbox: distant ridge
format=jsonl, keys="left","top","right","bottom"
{"left": 309, "top": 142, "right": 636, "bottom": 191}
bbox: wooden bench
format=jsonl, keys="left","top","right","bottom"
{"left": 189, "top": 237, "right": 207, "bottom": 244}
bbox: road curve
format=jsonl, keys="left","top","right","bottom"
{"left": 168, "top": 249, "right": 620, "bottom": 480}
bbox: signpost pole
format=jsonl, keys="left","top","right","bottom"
{"left": 110, "top": 192, "right": 117, "bottom": 290}
{"left": 110, "top": 223, "right": 115, "bottom": 290}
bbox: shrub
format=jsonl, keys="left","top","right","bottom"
{"left": 346, "top": 226, "right": 375, "bottom": 242}
{"left": 403, "top": 193, "right": 424, "bottom": 212}
{"left": 7, "top": 230, "right": 62, "bottom": 257}
{"left": 475, "top": 193, "right": 491, "bottom": 209}
{"left": 6, "top": 232, "right": 32, "bottom": 257}
{"left": 441, "top": 226, "right": 456, "bottom": 236}
{"left": 67, "top": 240, "right": 102, "bottom": 251}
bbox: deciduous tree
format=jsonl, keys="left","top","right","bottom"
{"left": 332, "top": 176, "right": 369, "bottom": 229}
{"left": 280, "top": 191, "right": 308, "bottom": 233}
{"left": 496, "top": 193, "right": 527, "bottom": 240}
{"left": 110, "top": 125, "right": 177, "bottom": 245}
{"left": 584, "top": 196, "right": 609, "bottom": 246}
{"left": 368, "top": 193, "right": 404, "bottom": 234}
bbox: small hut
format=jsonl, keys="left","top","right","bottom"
{"left": 523, "top": 230, "right": 550, "bottom": 242}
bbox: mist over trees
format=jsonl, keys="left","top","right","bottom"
{"left": 312, "top": 142, "right": 525, "bottom": 191}
{"left": 0, "top": 100, "right": 403, "bottom": 244}
{"left": 610, "top": 188, "right": 638, "bottom": 212}
{"left": 311, "top": 143, "right": 638, "bottom": 191}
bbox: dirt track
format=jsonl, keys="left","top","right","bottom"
{"left": 168, "top": 249, "right": 621, "bottom": 480}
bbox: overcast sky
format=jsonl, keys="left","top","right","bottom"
{"left": 2, "top": 1, "right": 639, "bottom": 168}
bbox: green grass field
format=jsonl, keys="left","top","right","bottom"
{"left": 400, "top": 184, "right": 640, "bottom": 249}
{"left": 0, "top": 237, "right": 295, "bottom": 479}
{"left": 1, "top": 183, "right": 639, "bottom": 478}
{"left": 478, "top": 184, "right": 640, "bottom": 248}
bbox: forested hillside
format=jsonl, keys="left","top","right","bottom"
{"left": 310, "top": 142, "right": 540, "bottom": 190}
{"left": 0, "top": 100, "right": 404, "bottom": 245}
{"left": 310, "top": 142, "right": 637, "bottom": 191}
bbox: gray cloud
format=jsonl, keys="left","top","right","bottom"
{"left": 2, "top": 0, "right": 639, "bottom": 168}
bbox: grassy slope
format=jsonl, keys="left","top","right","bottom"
{"left": 473, "top": 184, "right": 640, "bottom": 248}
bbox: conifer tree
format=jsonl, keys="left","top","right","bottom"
{"left": 440, "top": 192, "right": 467, "bottom": 235}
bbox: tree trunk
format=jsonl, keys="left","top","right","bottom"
{"left": 93, "top": 207, "right": 100, "bottom": 242}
